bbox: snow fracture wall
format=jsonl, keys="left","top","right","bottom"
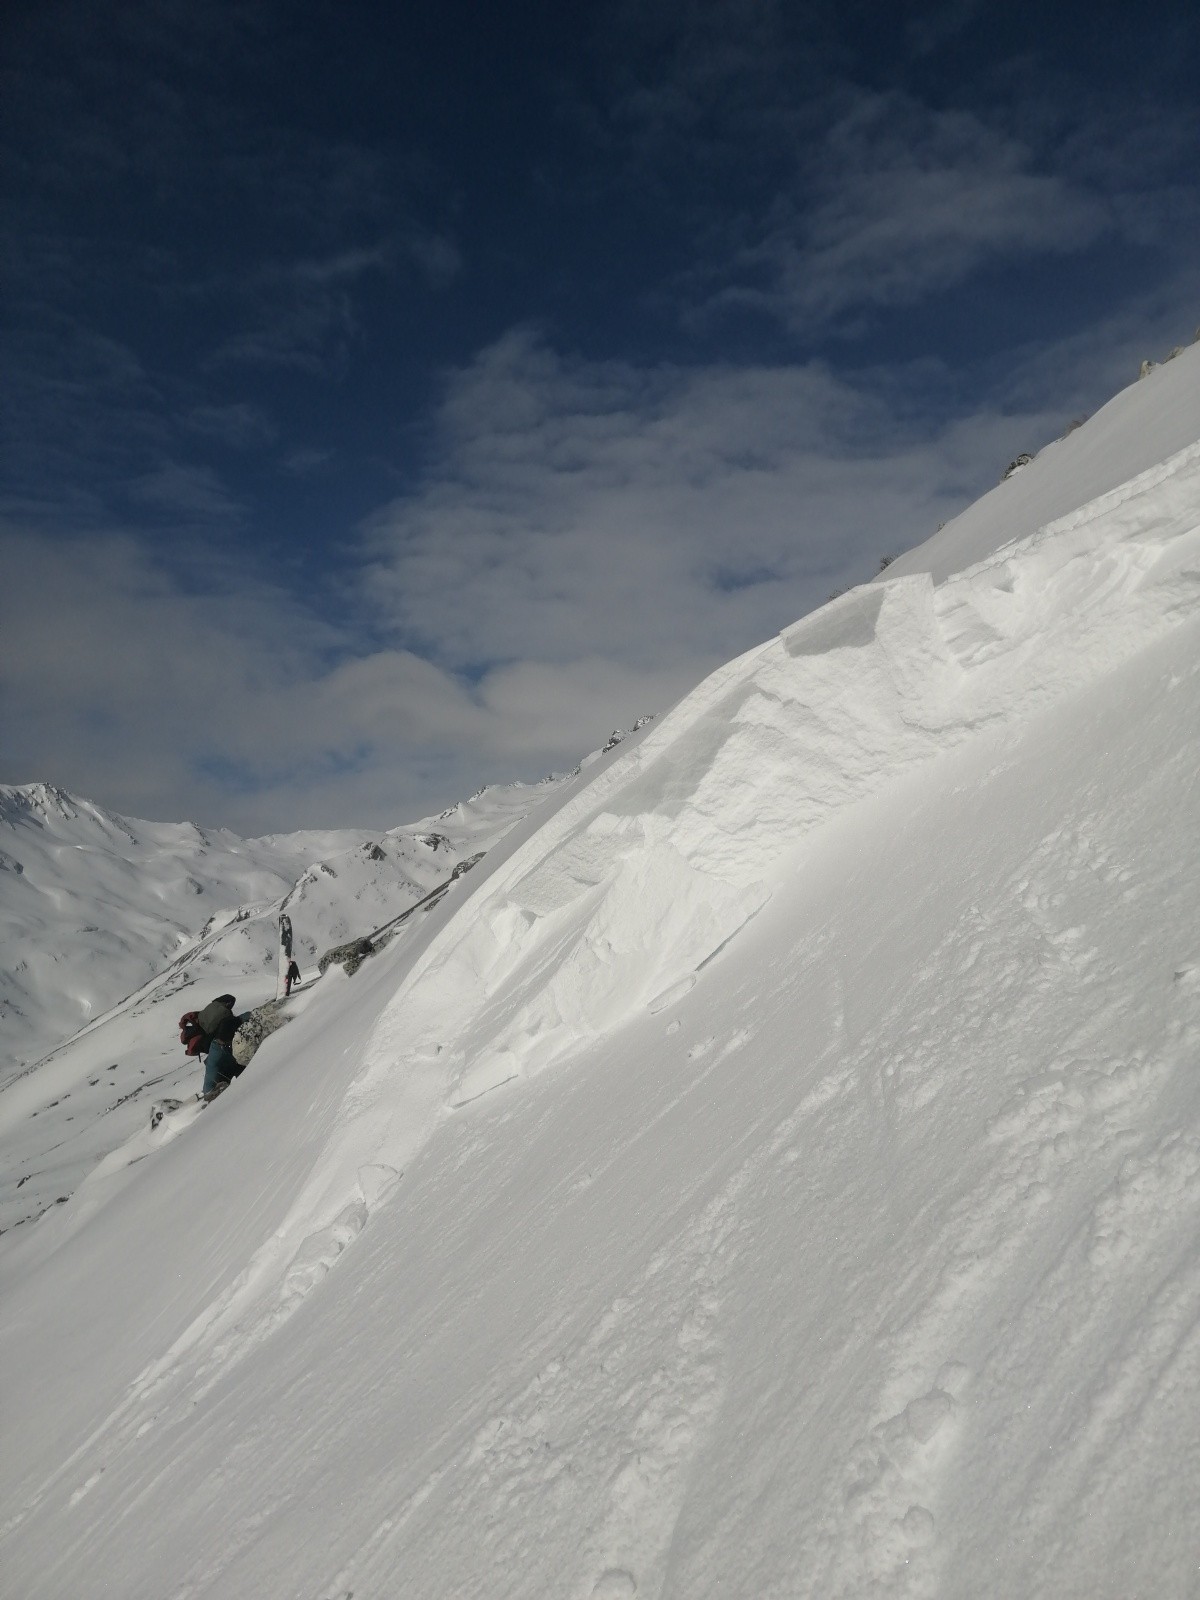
{"left": 362, "top": 438, "right": 1200, "bottom": 1111}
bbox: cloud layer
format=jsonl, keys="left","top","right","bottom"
{"left": 3, "top": 0, "right": 1199, "bottom": 832}
{"left": 5, "top": 319, "right": 1151, "bottom": 833}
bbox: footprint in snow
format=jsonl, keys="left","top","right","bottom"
{"left": 831, "top": 1369, "right": 968, "bottom": 1591}
{"left": 901, "top": 1504, "right": 937, "bottom": 1546}
{"left": 590, "top": 1570, "right": 636, "bottom": 1598}
{"left": 280, "top": 1200, "right": 369, "bottom": 1304}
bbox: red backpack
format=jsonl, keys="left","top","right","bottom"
{"left": 179, "top": 1012, "right": 210, "bottom": 1056}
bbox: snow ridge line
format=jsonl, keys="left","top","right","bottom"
{"left": 988, "top": 435, "right": 1200, "bottom": 562}
{"left": 397, "top": 435, "right": 1200, "bottom": 1100}
{"left": 71, "top": 439, "right": 1200, "bottom": 1415}
{"left": 274, "top": 437, "right": 1200, "bottom": 1268}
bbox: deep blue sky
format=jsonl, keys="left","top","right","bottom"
{"left": 3, "top": 0, "right": 1199, "bottom": 830}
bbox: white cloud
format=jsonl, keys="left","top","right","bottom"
{"left": 358, "top": 329, "right": 1006, "bottom": 677}
{"left": 198, "top": 235, "right": 459, "bottom": 374}
{"left": 184, "top": 401, "right": 278, "bottom": 450}
{"left": 9, "top": 308, "right": 1185, "bottom": 834}
{"left": 713, "top": 91, "right": 1110, "bottom": 329}
{"left": 478, "top": 654, "right": 704, "bottom": 756}
{"left": 0, "top": 520, "right": 644, "bottom": 830}
{"left": 129, "top": 461, "right": 244, "bottom": 520}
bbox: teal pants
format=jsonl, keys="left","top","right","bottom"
{"left": 202, "top": 1039, "right": 237, "bottom": 1094}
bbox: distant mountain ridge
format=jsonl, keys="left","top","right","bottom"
{"left": 0, "top": 773, "right": 570, "bottom": 1081}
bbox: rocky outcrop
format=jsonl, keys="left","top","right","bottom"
{"left": 318, "top": 936, "right": 376, "bottom": 978}
{"left": 231, "top": 1000, "right": 291, "bottom": 1067}
{"left": 315, "top": 854, "right": 485, "bottom": 979}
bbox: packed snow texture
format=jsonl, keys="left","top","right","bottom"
{"left": 2, "top": 348, "right": 1200, "bottom": 1598}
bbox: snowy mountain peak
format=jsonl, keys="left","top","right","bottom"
{"left": 1, "top": 780, "right": 83, "bottom": 824}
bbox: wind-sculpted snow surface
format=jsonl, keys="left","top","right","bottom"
{"left": 3, "top": 362, "right": 1200, "bottom": 1598}
{"left": 350, "top": 437, "right": 1200, "bottom": 1119}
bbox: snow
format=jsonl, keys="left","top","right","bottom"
{"left": 0, "top": 774, "right": 570, "bottom": 1235}
{"left": 0, "top": 775, "right": 568, "bottom": 1084}
{"left": 2, "top": 348, "right": 1200, "bottom": 1597}
{"left": 889, "top": 338, "right": 1200, "bottom": 584}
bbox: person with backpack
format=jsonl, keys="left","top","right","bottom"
{"left": 195, "top": 993, "right": 247, "bottom": 1099}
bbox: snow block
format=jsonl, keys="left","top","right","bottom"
{"left": 780, "top": 584, "right": 885, "bottom": 657}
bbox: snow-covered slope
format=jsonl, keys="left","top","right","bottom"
{"left": 0, "top": 776, "right": 566, "bottom": 1081}
{"left": 2, "top": 349, "right": 1199, "bottom": 1598}
{"left": 0, "top": 782, "right": 368, "bottom": 1077}
{"left": 0, "top": 774, "right": 571, "bottom": 1234}
{"left": 891, "top": 337, "right": 1200, "bottom": 582}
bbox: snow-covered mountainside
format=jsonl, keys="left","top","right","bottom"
{"left": 0, "top": 776, "right": 565, "bottom": 1082}
{"left": 2, "top": 347, "right": 1200, "bottom": 1598}
{"left": 0, "top": 772, "right": 575, "bottom": 1236}
{"left": 0, "top": 782, "right": 370, "bottom": 1077}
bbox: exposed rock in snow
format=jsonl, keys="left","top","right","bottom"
{"left": 317, "top": 936, "right": 376, "bottom": 978}
{"left": 1002, "top": 450, "right": 1034, "bottom": 478}
{"left": 231, "top": 1000, "right": 290, "bottom": 1067}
